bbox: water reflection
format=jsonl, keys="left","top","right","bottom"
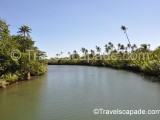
{"left": 0, "top": 65, "right": 160, "bottom": 120}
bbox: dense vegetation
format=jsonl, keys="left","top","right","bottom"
{"left": 0, "top": 19, "right": 47, "bottom": 88}
{"left": 48, "top": 44, "right": 160, "bottom": 78}
{"left": 48, "top": 26, "right": 160, "bottom": 78}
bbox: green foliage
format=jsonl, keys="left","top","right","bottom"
{"left": 1, "top": 73, "right": 18, "bottom": 83}
{"left": 0, "top": 79, "right": 9, "bottom": 88}
{"left": 0, "top": 18, "right": 47, "bottom": 87}
{"left": 49, "top": 43, "right": 160, "bottom": 78}
{"left": 17, "top": 25, "right": 31, "bottom": 37}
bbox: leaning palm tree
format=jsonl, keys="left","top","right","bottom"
{"left": 17, "top": 25, "right": 32, "bottom": 37}
{"left": 121, "top": 25, "right": 131, "bottom": 46}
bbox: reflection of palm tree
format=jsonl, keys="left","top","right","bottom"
{"left": 121, "top": 25, "right": 131, "bottom": 46}
{"left": 18, "top": 25, "right": 31, "bottom": 37}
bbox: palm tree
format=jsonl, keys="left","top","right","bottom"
{"left": 108, "top": 42, "right": 114, "bottom": 52}
{"left": 120, "top": 44, "right": 125, "bottom": 52}
{"left": 127, "top": 44, "right": 131, "bottom": 48}
{"left": 131, "top": 44, "right": 137, "bottom": 52}
{"left": 56, "top": 54, "right": 59, "bottom": 57}
{"left": 118, "top": 43, "right": 121, "bottom": 51}
{"left": 90, "top": 49, "right": 95, "bottom": 58}
{"left": 85, "top": 49, "right": 88, "bottom": 55}
{"left": 140, "top": 44, "right": 149, "bottom": 51}
{"left": 96, "top": 46, "right": 101, "bottom": 53}
{"left": 18, "top": 25, "right": 32, "bottom": 37}
{"left": 121, "top": 25, "right": 131, "bottom": 46}
{"left": 81, "top": 47, "right": 86, "bottom": 55}
{"left": 73, "top": 50, "right": 77, "bottom": 54}
{"left": 105, "top": 44, "right": 110, "bottom": 54}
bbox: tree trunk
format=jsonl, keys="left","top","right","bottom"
{"left": 27, "top": 72, "right": 31, "bottom": 80}
{"left": 24, "top": 72, "right": 31, "bottom": 80}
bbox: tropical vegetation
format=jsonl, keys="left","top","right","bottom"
{"left": 48, "top": 26, "right": 160, "bottom": 78}
{"left": 0, "top": 18, "right": 47, "bottom": 88}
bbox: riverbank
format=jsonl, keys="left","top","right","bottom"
{"left": 48, "top": 59, "right": 160, "bottom": 79}
{"left": 48, "top": 43, "right": 160, "bottom": 79}
{"left": 0, "top": 72, "right": 47, "bottom": 88}
{"left": 0, "top": 19, "right": 47, "bottom": 89}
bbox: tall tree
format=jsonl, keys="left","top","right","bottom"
{"left": 17, "top": 25, "right": 32, "bottom": 37}
{"left": 90, "top": 49, "right": 95, "bottom": 55}
{"left": 0, "top": 19, "right": 10, "bottom": 39}
{"left": 81, "top": 47, "right": 86, "bottom": 54}
{"left": 121, "top": 25, "right": 131, "bottom": 46}
{"left": 96, "top": 46, "right": 101, "bottom": 53}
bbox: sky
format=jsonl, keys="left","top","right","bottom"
{"left": 0, "top": 0, "right": 160, "bottom": 57}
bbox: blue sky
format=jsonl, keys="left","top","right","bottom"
{"left": 0, "top": 0, "right": 160, "bottom": 57}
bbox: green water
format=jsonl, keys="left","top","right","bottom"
{"left": 0, "top": 65, "right": 160, "bottom": 120}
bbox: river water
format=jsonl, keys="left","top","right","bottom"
{"left": 0, "top": 65, "right": 160, "bottom": 120}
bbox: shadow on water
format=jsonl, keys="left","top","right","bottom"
{"left": 102, "top": 66, "right": 160, "bottom": 84}
{"left": 141, "top": 75, "right": 160, "bottom": 83}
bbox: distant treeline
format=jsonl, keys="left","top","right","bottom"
{"left": 48, "top": 42, "right": 160, "bottom": 78}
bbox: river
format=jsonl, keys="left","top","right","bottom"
{"left": 0, "top": 65, "right": 160, "bottom": 120}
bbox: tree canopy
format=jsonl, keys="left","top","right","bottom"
{"left": 0, "top": 19, "right": 47, "bottom": 88}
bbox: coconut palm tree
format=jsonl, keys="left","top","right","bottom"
{"left": 131, "top": 44, "right": 137, "bottom": 52}
{"left": 18, "top": 25, "right": 32, "bottom": 37}
{"left": 73, "top": 50, "right": 77, "bottom": 54}
{"left": 85, "top": 49, "right": 88, "bottom": 55}
{"left": 105, "top": 44, "right": 110, "bottom": 54}
{"left": 108, "top": 42, "right": 114, "bottom": 52}
{"left": 118, "top": 43, "right": 121, "bottom": 50}
{"left": 90, "top": 49, "right": 95, "bottom": 58}
{"left": 81, "top": 47, "right": 86, "bottom": 55}
{"left": 56, "top": 54, "right": 59, "bottom": 57}
{"left": 140, "top": 44, "right": 149, "bottom": 51}
{"left": 120, "top": 44, "right": 125, "bottom": 52}
{"left": 96, "top": 46, "right": 101, "bottom": 53}
{"left": 121, "top": 25, "right": 131, "bottom": 46}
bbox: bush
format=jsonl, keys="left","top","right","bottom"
{"left": 1, "top": 73, "right": 18, "bottom": 84}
